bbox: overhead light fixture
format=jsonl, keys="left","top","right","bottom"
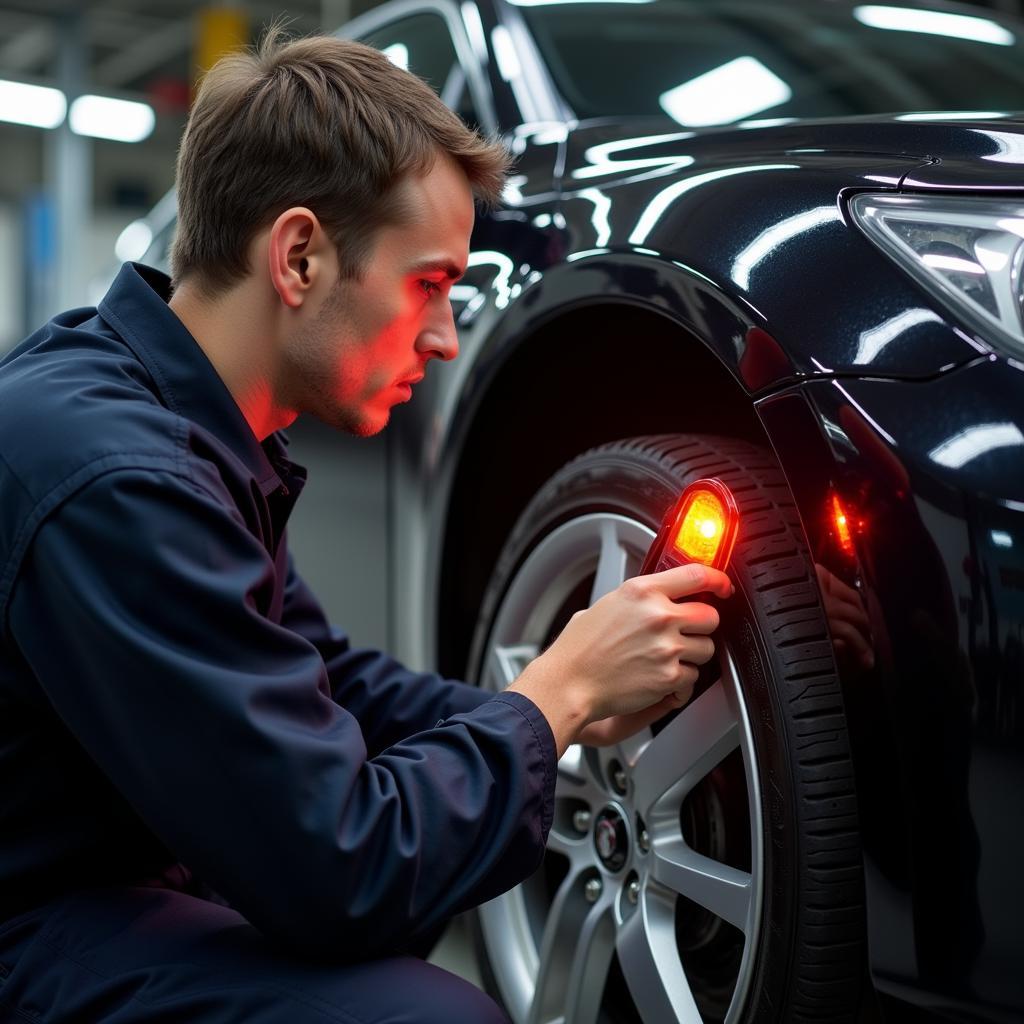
{"left": 69, "top": 95, "right": 155, "bottom": 143}
{"left": 0, "top": 78, "right": 67, "bottom": 129}
{"left": 660, "top": 56, "right": 792, "bottom": 127}
{"left": 853, "top": 6, "right": 1014, "bottom": 46}
{"left": 897, "top": 111, "right": 1006, "bottom": 121}
{"left": 490, "top": 26, "right": 522, "bottom": 82}
{"left": 381, "top": 43, "right": 409, "bottom": 70}
{"left": 506, "top": 0, "right": 654, "bottom": 5}
{"left": 115, "top": 220, "right": 154, "bottom": 263}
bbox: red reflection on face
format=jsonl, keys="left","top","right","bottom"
{"left": 286, "top": 155, "right": 474, "bottom": 436}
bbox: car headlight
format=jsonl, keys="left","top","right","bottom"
{"left": 849, "top": 192, "right": 1024, "bottom": 360}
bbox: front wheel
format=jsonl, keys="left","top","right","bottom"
{"left": 469, "top": 435, "right": 864, "bottom": 1024}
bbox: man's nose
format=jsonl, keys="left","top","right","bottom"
{"left": 415, "top": 302, "right": 459, "bottom": 362}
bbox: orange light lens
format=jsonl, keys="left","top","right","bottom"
{"left": 672, "top": 490, "right": 728, "bottom": 566}
{"left": 641, "top": 477, "right": 739, "bottom": 576}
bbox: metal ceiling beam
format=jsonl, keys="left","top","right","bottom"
{"left": 93, "top": 19, "right": 191, "bottom": 88}
{"left": 0, "top": 22, "right": 55, "bottom": 73}
{"left": 0, "top": 0, "right": 329, "bottom": 88}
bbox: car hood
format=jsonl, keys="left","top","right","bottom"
{"left": 548, "top": 113, "right": 1024, "bottom": 381}
{"left": 562, "top": 113, "right": 1024, "bottom": 191}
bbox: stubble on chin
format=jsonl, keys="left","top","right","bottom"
{"left": 344, "top": 410, "right": 389, "bottom": 437}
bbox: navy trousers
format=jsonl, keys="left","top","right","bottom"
{"left": 0, "top": 887, "right": 509, "bottom": 1023}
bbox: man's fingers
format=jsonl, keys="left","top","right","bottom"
{"left": 644, "top": 563, "right": 734, "bottom": 600}
{"left": 676, "top": 601, "right": 720, "bottom": 635}
{"left": 679, "top": 634, "right": 716, "bottom": 666}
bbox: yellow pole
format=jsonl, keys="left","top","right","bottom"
{"left": 194, "top": 7, "right": 250, "bottom": 87}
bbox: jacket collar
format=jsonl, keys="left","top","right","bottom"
{"left": 98, "top": 262, "right": 288, "bottom": 495}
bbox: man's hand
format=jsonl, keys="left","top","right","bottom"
{"left": 508, "top": 563, "right": 733, "bottom": 756}
{"left": 575, "top": 697, "right": 688, "bottom": 747}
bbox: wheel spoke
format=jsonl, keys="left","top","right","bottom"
{"left": 589, "top": 518, "right": 630, "bottom": 607}
{"left": 616, "top": 887, "right": 702, "bottom": 1023}
{"left": 652, "top": 838, "right": 753, "bottom": 932}
{"left": 528, "top": 872, "right": 613, "bottom": 1024}
{"left": 545, "top": 827, "right": 584, "bottom": 862}
{"left": 563, "top": 897, "right": 616, "bottom": 1024}
{"left": 558, "top": 743, "right": 586, "bottom": 786}
{"left": 488, "top": 643, "right": 539, "bottom": 690}
{"left": 614, "top": 729, "right": 652, "bottom": 771}
{"left": 556, "top": 744, "right": 607, "bottom": 813}
{"left": 632, "top": 675, "right": 740, "bottom": 814}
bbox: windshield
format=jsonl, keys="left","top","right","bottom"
{"left": 516, "top": 1, "right": 1024, "bottom": 125}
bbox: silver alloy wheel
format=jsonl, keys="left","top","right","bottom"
{"left": 478, "top": 513, "right": 764, "bottom": 1024}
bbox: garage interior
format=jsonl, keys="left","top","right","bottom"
{"left": 2, "top": 0, "right": 1022, "bottom": 1020}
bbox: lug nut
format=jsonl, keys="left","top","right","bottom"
{"left": 638, "top": 829, "right": 650, "bottom": 853}
{"left": 572, "top": 809, "right": 592, "bottom": 834}
{"left": 609, "top": 760, "right": 628, "bottom": 795}
{"left": 626, "top": 878, "right": 640, "bottom": 905}
{"left": 584, "top": 878, "right": 602, "bottom": 904}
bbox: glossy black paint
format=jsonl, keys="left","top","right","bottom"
{"left": 755, "top": 363, "right": 1023, "bottom": 1021}
{"left": 398, "top": 23, "right": 1024, "bottom": 1008}
{"left": 430, "top": 84, "right": 1024, "bottom": 1024}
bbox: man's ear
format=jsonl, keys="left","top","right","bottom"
{"left": 267, "top": 207, "right": 330, "bottom": 309}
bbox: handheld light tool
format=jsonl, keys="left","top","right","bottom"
{"left": 640, "top": 477, "right": 739, "bottom": 576}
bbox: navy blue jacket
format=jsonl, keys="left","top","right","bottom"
{"left": 0, "top": 263, "right": 556, "bottom": 959}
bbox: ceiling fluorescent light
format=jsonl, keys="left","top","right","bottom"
{"left": 854, "top": 6, "right": 1014, "bottom": 45}
{"left": 115, "top": 220, "right": 154, "bottom": 263}
{"left": 660, "top": 57, "right": 792, "bottom": 126}
{"left": 381, "top": 43, "right": 409, "bottom": 70}
{"left": 0, "top": 78, "right": 66, "bottom": 129}
{"left": 69, "top": 95, "right": 155, "bottom": 143}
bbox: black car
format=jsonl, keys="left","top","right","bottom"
{"left": 134, "top": 1, "right": 1024, "bottom": 1021}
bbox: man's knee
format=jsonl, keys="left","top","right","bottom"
{"left": 415, "top": 965, "right": 509, "bottom": 1024}
{"left": 325, "top": 956, "right": 509, "bottom": 1024}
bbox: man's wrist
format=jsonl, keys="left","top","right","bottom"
{"left": 506, "top": 659, "right": 589, "bottom": 758}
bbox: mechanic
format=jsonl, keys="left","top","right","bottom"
{"left": 0, "top": 29, "right": 731, "bottom": 1024}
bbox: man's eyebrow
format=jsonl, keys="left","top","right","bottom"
{"left": 410, "top": 260, "right": 466, "bottom": 281}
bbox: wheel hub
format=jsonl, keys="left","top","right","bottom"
{"left": 593, "top": 805, "right": 630, "bottom": 872}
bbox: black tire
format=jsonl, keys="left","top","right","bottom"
{"left": 468, "top": 434, "right": 865, "bottom": 1024}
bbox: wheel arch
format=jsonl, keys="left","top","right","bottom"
{"left": 436, "top": 298, "right": 772, "bottom": 678}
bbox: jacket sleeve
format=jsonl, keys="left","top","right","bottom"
{"left": 279, "top": 556, "right": 492, "bottom": 758}
{"left": 8, "top": 466, "right": 556, "bottom": 960}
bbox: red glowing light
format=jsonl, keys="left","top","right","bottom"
{"left": 831, "top": 492, "right": 855, "bottom": 557}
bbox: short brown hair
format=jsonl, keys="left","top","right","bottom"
{"left": 170, "top": 25, "right": 511, "bottom": 294}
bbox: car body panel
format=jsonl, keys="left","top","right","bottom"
{"left": 364, "top": 3, "right": 1024, "bottom": 1014}
{"left": 756, "top": 360, "right": 1024, "bottom": 1020}
{"left": 392, "top": 134, "right": 1024, "bottom": 1023}
{"left": 558, "top": 128, "right": 984, "bottom": 378}
{"left": 900, "top": 124, "right": 1024, "bottom": 190}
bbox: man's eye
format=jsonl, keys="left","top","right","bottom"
{"left": 419, "top": 280, "right": 442, "bottom": 298}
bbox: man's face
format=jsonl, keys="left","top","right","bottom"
{"left": 286, "top": 154, "right": 475, "bottom": 436}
